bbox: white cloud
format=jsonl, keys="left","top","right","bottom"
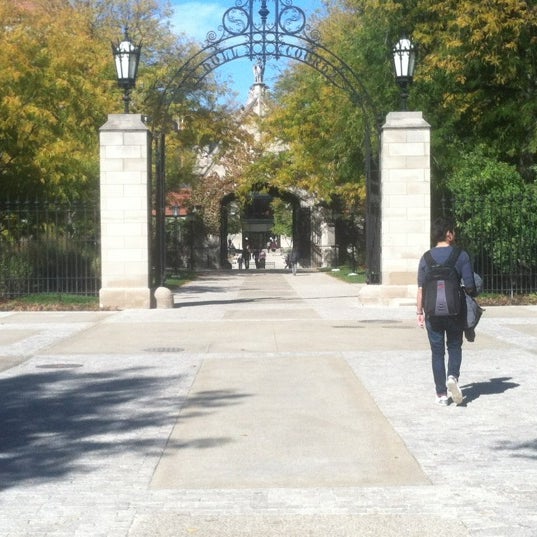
{"left": 170, "top": 1, "right": 224, "bottom": 42}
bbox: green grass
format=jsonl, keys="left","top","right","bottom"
{"left": 478, "top": 293, "right": 537, "bottom": 306}
{"left": 321, "top": 266, "right": 367, "bottom": 284}
{"left": 0, "top": 293, "right": 100, "bottom": 311}
{"left": 164, "top": 271, "right": 196, "bottom": 289}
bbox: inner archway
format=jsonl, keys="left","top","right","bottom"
{"left": 219, "top": 187, "right": 308, "bottom": 270}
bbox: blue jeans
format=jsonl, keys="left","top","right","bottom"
{"left": 426, "top": 316, "right": 464, "bottom": 395}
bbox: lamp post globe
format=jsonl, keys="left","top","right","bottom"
{"left": 112, "top": 28, "right": 141, "bottom": 113}
{"left": 392, "top": 36, "right": 416, "bottom": 111}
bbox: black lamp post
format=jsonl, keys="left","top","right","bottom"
{"left": 112, "top": 28, "right": 141, "bottom": 113}
{"left": 392, "top": 36, "right": 416, "bottom": 111}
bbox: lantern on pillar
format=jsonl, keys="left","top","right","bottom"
{"left": 392, "top": 35, "right": 416, "bottom": 111}
{"left": 112, "top": 28, "right": 141, "bottom": 113}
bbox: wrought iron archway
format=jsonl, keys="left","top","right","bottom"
{"left": 159, "top": 0, "right": 381, "bottom": 281}
{"left": 171, "top": 1, "right": 373, "bottom": 108}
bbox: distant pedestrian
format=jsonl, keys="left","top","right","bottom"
{"left": 259, "top": 249, "right": 266, "bottom": 269}
{"left": 243, "top": 247, "right": 251, "bottom": 269}
{"left": 290, "top": 249, "right": 298, "bottom": 275}
{"left": 253, "top": 249, "right": 260, "bottom": 269}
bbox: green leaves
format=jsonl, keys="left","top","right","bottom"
{"left": 0, "top": 0, "right": 230, "bottom": 203}
{"left": 414, "top": 0, "right": 537, "bottom": 180}
{"left": 265, "top": 0, "right": 537, "bottom": 199}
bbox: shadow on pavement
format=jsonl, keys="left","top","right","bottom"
{"left": 0, "top": 368, "right": 249, "bottom": 490}
{"left": 174, "top": 298, "right": 254, "bottom": 308}
{"left": 464, "top": 378, "right": 537, "bottom": 460}
{"left": 461, "top": 376, "right": 519, "bottom": 405}
{"left": 495, "top": 438, "right": 537, "bottom": 460}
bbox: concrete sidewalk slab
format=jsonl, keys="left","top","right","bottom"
{"left": 0, "top": 329, "right": 36, "bottom": 345}
{"left": 151, "top": 354, "right": 428, "bottom": 489}
{"left": 43, "top": 318, "right": 433, "bottom": 355}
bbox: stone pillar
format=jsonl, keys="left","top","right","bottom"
{"left": 99, "top": 114, "right": 152, "bottom": 309}
{"left": 359, "top": 111, "right": 430, "bottom": 305}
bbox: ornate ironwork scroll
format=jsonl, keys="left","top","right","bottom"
{"left": 170, "top": 0, "right": 374, "bottom": 111}
{"left": 207, "top": 0, "right": 318, "bottom": 61}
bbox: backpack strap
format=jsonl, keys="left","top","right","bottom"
{"left": 424, "top": 250, "right": 436, "bottom": 268}
{"left": 424, "top": 247, "right": 461, "bottom": 268}
{"left": 424, "top": 247, "right": 462, "bottom": 280}
{"left": 445, "top": 247, "right": 462, "bottom": 274}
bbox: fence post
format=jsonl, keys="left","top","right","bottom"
{"left": 99, "top": 114, "right": 152, "bottom": 309}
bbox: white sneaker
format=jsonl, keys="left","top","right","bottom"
{"left": 447, "top": 376, "right": 464, "bottom": 405}
{"left": 436, "top": 394, "right": 449, "bottom": 406}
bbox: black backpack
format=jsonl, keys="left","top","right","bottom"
{"left": 423, "top": 247, "right": 463, "bottom": 317}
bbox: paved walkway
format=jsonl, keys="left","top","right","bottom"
{"left": 0, "top": 271, "right": 536, "bottom": 536}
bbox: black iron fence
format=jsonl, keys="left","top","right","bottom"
{"left": 441, "top": 193, "right": 537, "bottom": 296}
{"left": 163, "top": 216, "right": 219, "bottom": 276}
{"left": 2, "top": 193, "right": 537, "bottom": 299}
{"left": 0, "top": 199, "right": 100, "bottom": 298}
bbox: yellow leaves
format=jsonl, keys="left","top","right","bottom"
{"left": 0, "top": 1, "right": 117, "bottom": 198}
{"left": 334, "top": 181, "right": 366, "bottom": 206}
{"left": 415, "top": 0, "right": 537, "bottom": 118}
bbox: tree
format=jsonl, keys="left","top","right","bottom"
{"left": 446, "top": 146, "right": 537, "bottom": 278}
{"left": 190, "top": 118, "right": 259, "bottom": 236}
{"left": 266, "top": 0, "right": 537, "bottom": 195}
{"left": 245, "top": 0, "right": 396, "bottom": 248}
{"left": 0, "top": 1, "right": 113, "bottom": 200}
{"left": 0, "top": 0, "right": 237, "bottom": 208}
{"left": 412, "top": 0, "right": 537, "bottom": 183}
{"left": 270, "top": 198, "right": 293, "bottom": 239}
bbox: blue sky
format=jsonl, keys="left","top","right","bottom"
{"left": 169, "top": 0, "right": 326, "bottom": 103}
